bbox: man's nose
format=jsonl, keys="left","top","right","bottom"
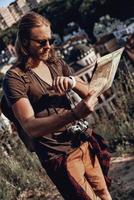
{"left": 45, "top": 40, "right": 51, "bottom": 48}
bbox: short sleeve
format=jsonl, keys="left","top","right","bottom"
{"left": 59, "top": 59, "right": 75, "bottom": 77}
{"left": 2, "top": 69, "right": 28, "bottom": 106}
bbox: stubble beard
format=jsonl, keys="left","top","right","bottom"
{"left": 39, "top": 50, "right": 50, "bottom": 62}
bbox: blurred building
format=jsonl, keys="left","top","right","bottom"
{"left": 0, "top": 14, "right": 7, "bottom": 30}
{"left": 94, "top": 15, "right": 134, "bottom": 48}
{"left": 0, "top": 8, "right": 16, "bottom": 29}
{"left": 62, "top": 35, "right": 89, "bottom": 58}
{"left": 93, "top": 15, "right": 124, "bottom": 40}
{"left": 113, "top": 24, "right": 127, "bottom": 41}
{"left": 16, "top": 0, "right": 30, "bottom": 15}
{"left": 63, "top": 22, "right": 89, "bottom": 42}
{"left": 58, "top": 23, "right": 91, "bottom": 62}
{"left": 69, "top": 44, "right": 97, "bottom": 73}
{"left": 0, "top": 0, "right": 47, "bottom": 30}
{"left": 95, "top": 34, "right": 119, "bottom": 56}
{"left": 0, "top": 0, "right": 30, "bottom": 30}
{"left": 27, "top": 0, "right": 43, "bottom": 9}
{"left": 8, "top": 1, "right": 22, "bottom": 22}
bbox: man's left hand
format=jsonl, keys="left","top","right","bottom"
{"left": 53, "top": 76, "right": 74, "bottom": 94}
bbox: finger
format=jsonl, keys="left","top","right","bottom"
{"left": 63, "top": 78, "right": 69, "bottom": 91}
{"left": 55, "top": 77, "right": 63, "bottom": 93}
{"left": 53, "top": 78, "right": 59, "bottom": 92}
{"left": 58, "top": 77, "right": 66, "bottom": 92}
{"left": 56, "top": 76, "right": 66, "bottom": 94}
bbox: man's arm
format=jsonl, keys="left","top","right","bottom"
{"left": 73, "top": 76, "right": 93, "bottom": 98}
{"left": 12, "top": 96, "right": 97, "bottom": 138}
{"left": 53, "top": 76, "right": 93, "bottom": 99}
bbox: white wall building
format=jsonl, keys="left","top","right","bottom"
{"left": 0, "top": 8, "right": 16, "bottom": 28}
{"left": 17, "top": 0, "right": 30, "bottom": 14}
{"left": 0, "top": 14, "right": 7, "bottom": 30}
{"left": 0, "top": 0, "right": 31, "bottom": 30}
{"left": 8, "top": 2, "right": 21, "bottom": 22}
{"left": 77, "top": 49, "right": 97, "bottom": 67}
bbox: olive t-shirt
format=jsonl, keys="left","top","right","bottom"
{"left": 3, "top": 59, "right": 78, "bottom": 160}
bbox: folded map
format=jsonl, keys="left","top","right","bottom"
{"left": 88, "top": 47, "right": 124, "bottom": 97}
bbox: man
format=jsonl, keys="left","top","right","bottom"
{"left": 2, "top": 12, "right": 112, "bottom": 200}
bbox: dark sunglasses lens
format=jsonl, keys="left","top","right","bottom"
{"left": 40, "top": 40, "right": 47, "bottom": 47}
{"left": 40, "top": 39, "right": 54, "bottom": 47}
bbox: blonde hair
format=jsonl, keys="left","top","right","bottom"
{"left": 15, "top": 11, "right": 51, "bottom": 69}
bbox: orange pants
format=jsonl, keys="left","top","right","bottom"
{"left": 66, "top": 142, "right": 112, "bottom": 200}
{"left": 38, "top": 142, "right": 112, "bottom": 200}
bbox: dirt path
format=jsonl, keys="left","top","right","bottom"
{"left": 109, "top": 155, "right": 134, "bottom": 200}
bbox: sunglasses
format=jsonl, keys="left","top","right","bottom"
{"left": 30, "top": 38, "right": 55, "bottom": 47}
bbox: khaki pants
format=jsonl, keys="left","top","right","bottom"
{"left": 66, "top": 142, "right": 112, "bottom": 200}
{"left": 37, "top": 142, "right": 112, "bottom": 200}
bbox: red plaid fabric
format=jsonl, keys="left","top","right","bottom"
{"left": 86, "top": 131, "right": 111, "bottom": 188}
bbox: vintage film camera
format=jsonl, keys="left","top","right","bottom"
{"left": 67, "top": 120, "right": 89, "bottom": 135}
{"left": 66, "top": 119, "right": 89, "bottom": 144}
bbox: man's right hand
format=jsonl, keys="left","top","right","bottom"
{"left": 73, "top": 95, "right": 98, "bottom": 119}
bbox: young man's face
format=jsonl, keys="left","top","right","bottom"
{"left": 28, "top": 25, "right": 52, "bottom": 61}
